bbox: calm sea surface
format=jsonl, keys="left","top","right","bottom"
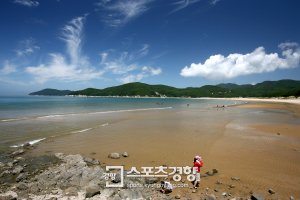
{"left": 0, "top": 96, "right": 235, "bottom": 152}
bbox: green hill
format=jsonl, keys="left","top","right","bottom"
{"left": 29, "top": 80, "right": 300, "bottom": 98}
{"left": 29, "top": 88, "right": 73, "bottom": 96}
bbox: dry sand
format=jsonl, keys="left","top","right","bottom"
{"left": 30, "top": 99, "right": 300, "bottom": 199}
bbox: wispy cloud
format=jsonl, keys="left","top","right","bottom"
{"left": 26, "top": 15, "right": 103, "bottom": 84}
{"left": 118, "top": 66, "right": 162, "bottom": 84}
{"left": 96, "top": 0, "right": 153, "bottom": 27}
{"left": 210, "top": 0, "right": 220, "bottom": 5}
{"left": 100, "top": 45, "right": 162, "bottom": 83}
{"left": 180, "top": 42, "right": 300, "bottom": 80}
{"left": 170, "top": 0, "right": 201, "bottom": 14}
{"left": 0, "top": 61, "right": 16, "bottom": 75}
{"left": 14, "top": 0, "right": 39, "bottom": 7}
{"left": 15, "top": 38, "right": 40, "bottom": 56}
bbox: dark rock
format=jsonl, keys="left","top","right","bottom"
{"left": 214, "top": 189, "right": 219, "bottom": 192}
{"left": 205, "top": 194, "right": 217, "bottom": 200}
{"left": 277, "top": 132, "right": 281, "bottom": 135}
{"left": 212, "top": 169, "right": 218, "bottom": 174}
{"left": 122, "top": 152, "right": 129, "bottom": 157}
{"left": 11, "top": 149, "right": 25, "bottom": 157}
{"left": 23, "top": 142, "right": 32, "bottom": 149}
{"left": 251, "top": 194, "right": 265, "bottom": 200}
{"left": 268, "top": 188, "right": 275, "bottom": 194}
{"left": 16, "top": 172, "right": 29, "bottom": 182}
{"left": 84, "top": 157, "right": 100, "bottom": 165}
{"left": 108, "top": 152, "right": 120, "bottom": 159}
{"left": 145, "top": 177, "right": 159, "bottom": 184}
{"left": 85, "top": 187, "right": 100, "bottom": 198}
{"left": 0, "top": 191, "right": 18, "bottom": 200}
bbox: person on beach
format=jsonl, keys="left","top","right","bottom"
{"left": 193, "top": 155, "right": 203, "bottom": 189}
{"left": 160, "top": 181, "right": 173, "bottom": 194}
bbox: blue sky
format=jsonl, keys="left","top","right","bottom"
{"left": 0, "top": 0, "right": 300, "bottom": 95}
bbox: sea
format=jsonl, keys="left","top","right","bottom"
{"left": 0, "top": 96, "right": 236, "bottom": 153}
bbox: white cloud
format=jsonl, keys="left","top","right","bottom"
{"left": 15, "top": 38, "right": 40, "bottom": 56}
{"left": 26, "top": 15, "right": 103, "bottom": 84}
{"left": 118, "top": 66, "right": 162, "bottom": 84}
{"left": 0, "top": 61, "right": 16, "bottom": 75}
{"left": 180, "top": 42, "right": 300, "bottom": 80}
{"left": 170, "top": 0, "right": 201, "bottom": 14}
{"left": 142, "top": 66, "right": 162, "bottom": 75}
{"left": 14, "top": 0, "right": 39, "bottom": 7}
{"left": 118, "top": 74, "right": 144, "bottom": 83}
{"left": 96, "top": 0, "right": 153, "bottom": 27}
{"left": 100, "top": 48, "right": 161, "bottom": 84}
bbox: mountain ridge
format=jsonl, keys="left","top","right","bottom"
{"left": 29, "top": 79, "right": 300, "bottom": 98}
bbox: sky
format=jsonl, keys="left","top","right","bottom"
{"left": 0, "top": 0, "right": 300, "bottom": 95}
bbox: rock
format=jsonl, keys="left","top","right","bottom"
{"left": 268, "top": 188, "right": 275, "bottom": 194}
{"left": 212, "top": 169, "right": 218, "bottom": 174}
{"left": 85, "top": 187, "right": 100, "bottom": 198}
{"left": 84, "top": 157, "right": 100, "bottom": 165}
{"left": 192, "top": 189, "right": 196, "bottom": 193}
{"left": 64, "top": 187, "right": 78, "bottom": 196}
{"left": 122, "top": 152, "right": 129, "bottom": 157}
{"left": 16, "top": 182, "right": 28, "bottom": 190}
{"left": 201, "top": 174, "right": 208, "bottom": 178}
{"left": 11, "top": 149, "right": 25, "bottom": 157}
{"left": 277, "top": 132, "right": 281, "bottom": 135}
{"left": 214, "top": 189, "right": 218, "bottom": 192}
{"left": 290, "top": 196, "right": 295, "bottom": 200}
{"left": 205, "top": 194, "right": 217, "bottom": 200}
{"left": 16, "top": 172, "right": 29, "bottom": 182}
{"left": 0, "top": 191, "right": 18, "bottom": 200}
{"left": 222, "top": 192, "right": 228, "bottom": 197}
{"left": 229, "top": 184, "right": 235, "bottom": 189}
{"left": 231, "top": 177, "right": 240, "bottom": 181}
{"left": 206, "top": 171, "right": 214, "bottom": 176}
{"left": 119, "top": 190, "right": 143, "bottom": 199}
{"left": 216, "top": 180, "right": 222, "bottom": 184}
{"left": 108, "top": 152, "right": 120, "bottom": 159}
{"left": 7, "top": 162, "right": 13, "bottom": 168}
{"left": 175, "top": 194, "right": 181, "bottom": 199}
{"left": 145, "top": 177, "right": 159, "bottom": 184}
{"left": 251, "top": 194, "right": 265, "bottom": 200}
{"left": 12, "top": 165, "right": 23, "bottom": 175}
{"left": 23, "top": 142, "right": 32, "bottom": 149}
{"left": 0, "top": 162, "right": 4, "bottom": 168}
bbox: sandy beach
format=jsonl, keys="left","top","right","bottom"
{"left": 17, "top": 98, "right": 298, "bottom": 199}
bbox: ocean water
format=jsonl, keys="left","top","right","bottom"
{"left": 0, "top": 96, "right": 236, "bottom": 152}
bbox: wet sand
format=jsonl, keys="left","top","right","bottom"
{"left": 29, "top": 101, "right": 300, "bottom": 199}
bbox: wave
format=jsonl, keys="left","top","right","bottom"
{"left": 0, "top": 107, "right": 173, "bottom": 123}
{"left": 10, "top": 138, "right": 46, "bottom": 148}
{"left": 71, "top": 128, "right": 93, "bottom": 133}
